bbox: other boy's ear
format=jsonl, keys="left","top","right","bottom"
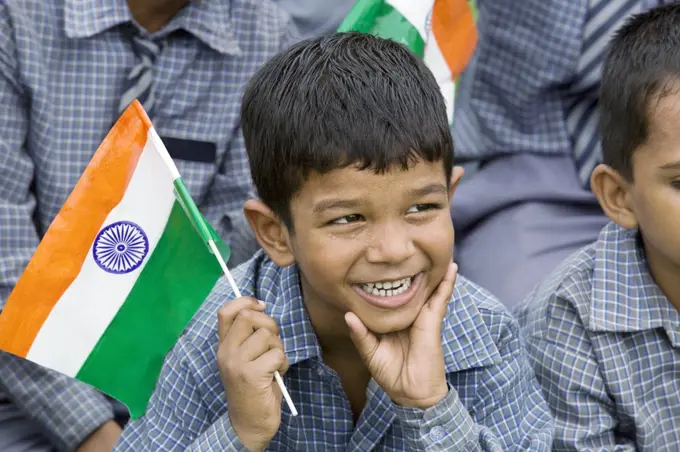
{"left": 243, "top": 199, "right": 295, "bottom": 267}
{"left": 590, "top": 163, "right": 638, "bottom": 229}
{"left": 448, "top": 166, "right": 465, "bottom": 199}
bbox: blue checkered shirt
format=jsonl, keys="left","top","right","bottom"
{"left": 117, "top": 250, "right": 554, "bottom": 451}
{"left": 0, "top": 0, "right": 293, "bottom": 449}
{"left": 515, "top": 222, "right": 680, "bottom": 451}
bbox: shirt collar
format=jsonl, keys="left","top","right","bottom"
{"left": 64, "top": 0, "right": 241, "bottom": 56}
{"left": 263, "top": 262, "right": 322, "bottom": 366}
{"left": 440, "top": 277, "right": 503, "bottom": 373}
{"left": 256, "top": 253, "right": 501, "bottom": 372}
{"left": 590, "top": 222, "right": 680, "bottom": 345}
{"left": 64, "top": 0, "right": 130, "bottom": 38}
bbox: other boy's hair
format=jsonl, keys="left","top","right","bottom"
{"left": 600, "top": 3, "right": 680, "bottom": 180}
{"left": 241, "top": 32, "right": 454, "bottom": 229}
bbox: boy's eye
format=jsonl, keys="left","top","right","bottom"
{"left": 671, "top": 180, "right": 680, "bottom": 190}
{"left": 406, "top": 203, "right": 441, "bottom": 214}
{"left": 330, "top": 214, "right": 364, "bottom": 225}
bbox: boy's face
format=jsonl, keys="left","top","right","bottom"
{"left": 287, "top": 160, "right": 457, "bottom": 335}
{"left": 628, "top": 92, "right": 680, "bottom": 270}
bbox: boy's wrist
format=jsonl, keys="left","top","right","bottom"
{"left": 390, "top": 381, "right": 450, "bottom": 410}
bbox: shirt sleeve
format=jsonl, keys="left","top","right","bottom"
{"left": 0, "top": 353, "right": 115, "bottom": 451}
{"left": 393, "top": 384, "right": 495, "bottom": 451}
{"left": 116, "top": 338, "right": 247, "bottom": 451}
{"left": 521, "top": 295, "right": 636, "bottom": 451}
{"left": 394, "top": 313, "right": 555, "bottom": 451}
{"left": 0, "top": 8, "right": 114, "bottom": 451}
{"left": 0, "top": 3, "right": 38, "bottom": 310}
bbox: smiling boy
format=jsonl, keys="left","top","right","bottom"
{"left": 117, "top": 32, "right": 553, "bottom": 451}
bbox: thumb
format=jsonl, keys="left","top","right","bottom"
{"left": 413, "top": 262, "right": 458, "bottom": 334}
{"left": 426, "top": 262, "right": 458, "bottom": 321}
{"left": 345, "top": 312, "right": 379, "bottom": 363}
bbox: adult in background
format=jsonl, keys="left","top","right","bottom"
{"left": 451, "top": 0, "right": 666, "bottom": 307}
{"left": 0, "top": 0, "right": 295, "bottom": 450}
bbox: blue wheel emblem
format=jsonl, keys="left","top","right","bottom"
{"left": 93, "top": 221, "right": 149, "bottom": 274}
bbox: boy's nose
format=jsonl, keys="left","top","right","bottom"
{"left": 364, "top": 222, "right": 416, "bottom": 264}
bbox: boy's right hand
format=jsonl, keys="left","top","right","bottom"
{"left": 217, "top": 297, "right": 289, "bottom": 451}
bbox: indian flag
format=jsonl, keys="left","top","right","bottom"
{"left": 338, "top": 0, "right": 477, "bottom": 122}
{"left": 0, "top": 101, "right": 230, "bottom": 418}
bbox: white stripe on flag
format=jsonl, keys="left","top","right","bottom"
{"left": 424, "top": 37, "right": 455, "bottom": 122}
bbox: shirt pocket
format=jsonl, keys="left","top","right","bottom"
{"left": 161, "top": 136, "right": 219, "bottom": 203}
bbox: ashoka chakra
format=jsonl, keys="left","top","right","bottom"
{"left": 93, "top": 221, "right": 149, "bottom": 274}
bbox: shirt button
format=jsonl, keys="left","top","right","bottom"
{"left": 429, "top": 426, "right": 446, "bottom": 442}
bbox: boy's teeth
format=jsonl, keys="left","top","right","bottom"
{"left": 361, "top": 276, "right": 413, "bottom": 297}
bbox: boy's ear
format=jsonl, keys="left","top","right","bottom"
{"left": 590, "top": 163, "right": 638, "bottom": 229}
{"left": 243, "top": 199, "right": 295, "bottom": 267}
{"left": 448, "top": 166, "right": 465, "bottom": 199}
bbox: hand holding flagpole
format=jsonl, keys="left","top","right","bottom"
{"left": 207, "top": 239, "right": 298, "bottom": 417}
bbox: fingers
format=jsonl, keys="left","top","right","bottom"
{"left": 240, "top": 327, "right": 283, "bottom": 362}
{"left": 345, "top": 312, "right": 379, "bottom": 363}
{"left": 217, "top": 297, "right": 265, "bottom": 342}
{"left": 217, "top": 297, "right": 286, "bottom": 371}
{"left": 224, "top": 309, "right": 280, "bottom": 351}
{"left": 425, "top": 262, "right": 458, "bottom": 320}
{"left": 252, "top": 347, "right": 290, "bottom": 377}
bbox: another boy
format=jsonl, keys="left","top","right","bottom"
{"left": 516, "top": 5, "right": 680, "bottom": 451}
{"left": 117, "top": 33, "right": 553, "bottom": 451}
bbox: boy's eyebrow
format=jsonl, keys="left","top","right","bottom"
{"left": 408, "top": 183, "right": 448, "bottom": 198}
{"left": 312, "top": 184, "right": 448, "bottom": 214}
{"left": 312, "top": 198, "right": 362, "bottom": 215}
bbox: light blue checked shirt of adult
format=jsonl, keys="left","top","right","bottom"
{"left": 453, "top": 0, "right": 661, "bottom": 183}
{"left": 117, "top": 250, "right": 554, "bottom": 451}
{"left": 515, "top": 222, "right": 680, "bottom": 451}
{"left": 0, "top": 0, "right": 293, "bottom": 449}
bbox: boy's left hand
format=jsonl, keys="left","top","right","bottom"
{"left": 345, "top": 262, "right": 458, "bottom": 410}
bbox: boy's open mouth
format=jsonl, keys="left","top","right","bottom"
{"left": 352, "top": 273, "right": 424, "bottom": 309}
{"left": 359, "top": 276, "right": 413, "bottom": 297}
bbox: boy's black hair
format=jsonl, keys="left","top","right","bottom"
{"left": 241, "top": 32, "right": 454, "bottom": 229}
{"left": 600, "top": 3, "right": 680, "bottom": 180}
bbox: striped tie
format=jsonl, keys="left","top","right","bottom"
{"left": 119, "top": 34, "right": 162, "bottom": 116}
{"left": 568, "top": 0, "right": 641, "bottom": 188}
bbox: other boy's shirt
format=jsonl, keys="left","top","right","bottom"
{"left": 117, "top": 251, "right": 554, "bottom": 451}
{"left": 516, "top": 222, "right": 680, "bottom": 451}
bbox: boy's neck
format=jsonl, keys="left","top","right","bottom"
{"left": 126, "top": 0, "right": 189, "bottom": 33}
{"left": 299, "top": 279, "right": 364, "bottom": 360}
{"left": 307, "top": 302, "right": 360, "bottom": 359}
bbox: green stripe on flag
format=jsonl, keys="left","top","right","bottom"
{"left": 76, "top": 201, "right": 224, "bottom": 418}
{"left": 338, "top": 0, "right": 425, "bottom": 57}
{"left": 174, "top": 177, "right": 231, "bottom": 263}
